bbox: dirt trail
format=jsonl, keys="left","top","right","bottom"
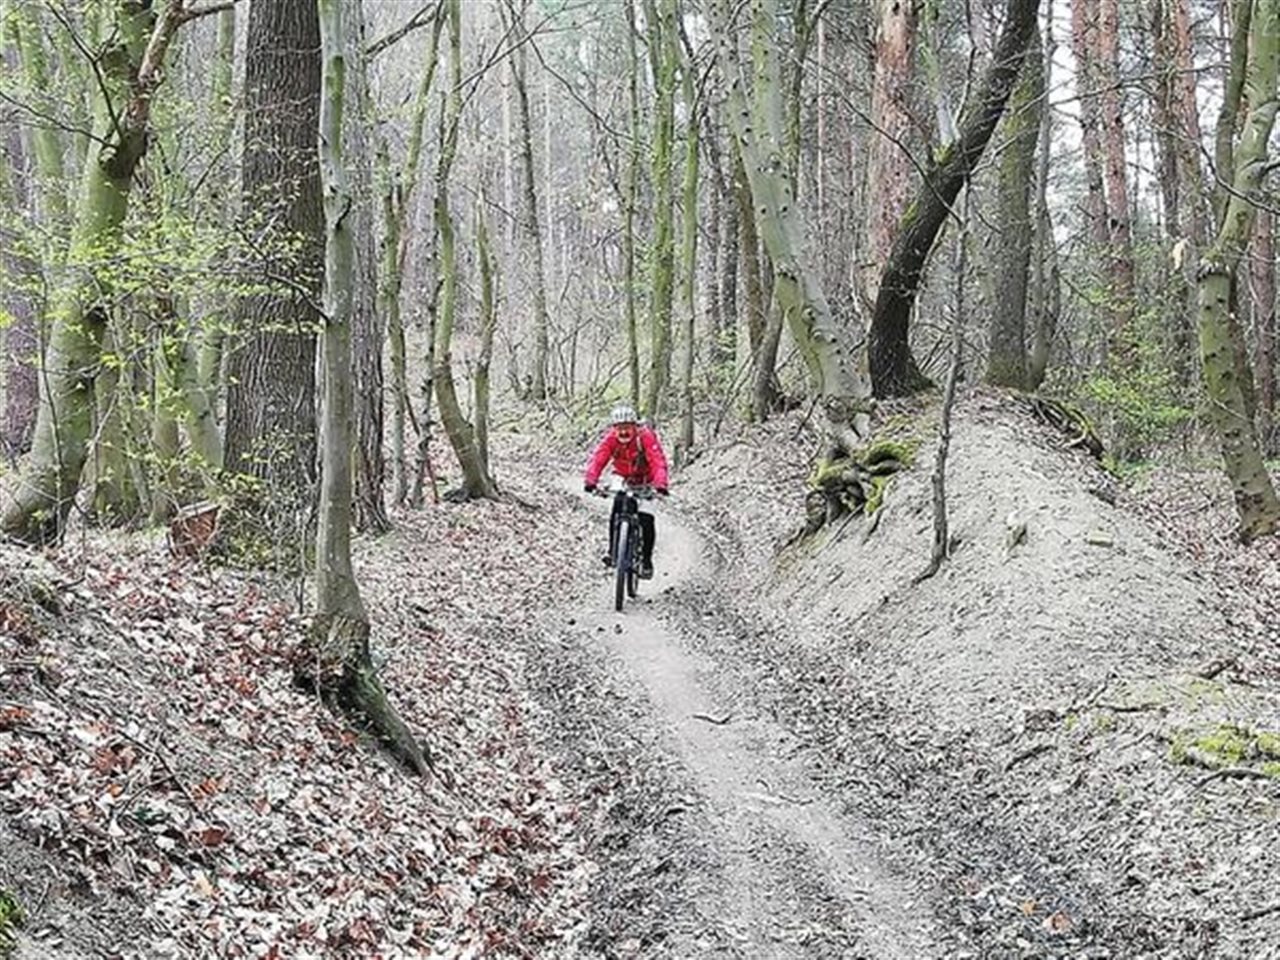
{"left": 545, "top": 489, "right": 941, "bottom": 957}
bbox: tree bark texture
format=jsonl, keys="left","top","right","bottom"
{"left": 1095, "top": 0, "right": 1138, "bottom": 364}
{"left": 223, "top": 0, "right": 323, "bottom": 514}
{"left": 1251, "top": 208, "right": 1276, "bottom": 451}
{"left": 861, "top": 0, "right": 918, "bottom": 311}
{"left": 986, "top": 27, "right": 1043, "bottom": 389}
{"left": 347, "top": 1, "right": 390, "bottom": 534}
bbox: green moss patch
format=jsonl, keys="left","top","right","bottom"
{"left": 0, "top": 889, "right": 23, "bottom": 957}
{"left": 1169, "top": 723, "right": 1280, "bottom": 777}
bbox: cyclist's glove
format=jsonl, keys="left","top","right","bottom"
{"left": 584, "top": 482, "right": 596, "bottom": 493}
{"left": 657, "top": 487, "right": 669, "bottom": 496}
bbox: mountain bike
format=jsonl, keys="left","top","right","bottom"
{"left": 596, "top": 477, "right": 655, "bottom": 612}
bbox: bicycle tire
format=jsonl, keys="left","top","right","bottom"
{"left": 626, "top": 524, "right": 639, "bottom": 599}
{"left": 614, "top": 517, "right": 631, "bottom": 613}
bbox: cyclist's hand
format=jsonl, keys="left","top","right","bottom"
{"left": 657, "top": 487, "right": 669, "bottom": 497}
{"left": 584, "top": 482, "right": 596, "bottom": 494}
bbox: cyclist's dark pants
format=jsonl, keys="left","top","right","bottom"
{"left": 610, "top": 497, "right": 656, "bottom": 563}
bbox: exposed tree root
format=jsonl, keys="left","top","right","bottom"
{"left": 294, "top": 613, "right": 432, "bottom": 777}
{"left": 1013, "top": 392, "right": 1104, "bottom": 460}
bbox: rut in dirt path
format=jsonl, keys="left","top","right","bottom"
{"left": 566, "top": 492, "right": 941, "bottom": 957}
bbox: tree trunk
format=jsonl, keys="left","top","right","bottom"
{"left": 379, "top": 11, "right": 444, "bottom": 507}
{"left": 861, "top": 0, "right": 918, "bottom": 311}
{"left": 195, "top": 4, "right": 238, "bottom": 409}
{"left": 1027, "top": 4, "right": 1059, "bottom": 390}
{"left": 223, "top": 0, "right": 323, "bottom": 519}
{"left": 1252, "top": 208, "right": 1276, "bottom": 452}
{"left": 710, "top": 0, "right": 872, "bottom": 450}
{"left": 1069, "top": 0, "right": 1114, "bottom": 354}
{"left": 510, "top": 2, "right": 552, "bottom": 403}
{"left": 1197, "top": 0, "right": 1280, "bottom": 541}
{"left": 677, "top": 30, "right": 699, "bottom": 456}
{"left": 986, "top": 27, "right": 1043, "bottom": 389}
{"left": 623, "top": 0, "right": 642, "bottom": 409}
{"left": 735, "top": 149, "right": 766, "bottom": 366}
{"left": 347, "top": 1, "right": 390, "bottom": 534}
{"left": 0, "top": 114, "right": 37, "bottom": 461}
{"left": 304, "top": 0, "right": 429, "bottom": 778}
{"left": 1096, "top": 0, "right": 1138, "bottom": 364}
{"left": 644, "top": 0, "right": 678, "bottom": 421}
{"left": 433, "top": 0, "right": 497, "bottom": 501}
{"left": 1, "top": 1, "right": 186, "bottom": 544}
{"left": 868, "top": 0, "right": 1041, "bottom": 399}
{"left": 475, "top": 197, "right": 498, "bottom": 475}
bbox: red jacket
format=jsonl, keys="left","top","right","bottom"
{"left": 584, "top": 425, "right": 670, "bottom": 489}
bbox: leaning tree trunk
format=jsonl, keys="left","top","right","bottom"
{"left": 644, "top": 0, "right": 679, "bottom": 421}
{"left": 223, "top": 0, "right": 323, "bottom": 521}
{"left": 433, "top": 0, "right": 497, "bottom": 501}
{"left": 1197, "top": 0, "right": 1280, "bottom": 542}
{"left": 868, "top": 0, "right": 1041, "bottom": 399}
{"left": 1, "top": 1, "right": 189, "bottom": 544}
{"left": 301, "top": 0, "right": 429, "bottom": 778}
{"left": 986, "top": 26, "right": 1043, "bottom": 389}
{"left": 710, "top": 0, "right": 872, "bottom": 450}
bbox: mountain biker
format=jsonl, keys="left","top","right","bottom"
{"left": 583, "top": 403, "right": 669, "bottom": 579}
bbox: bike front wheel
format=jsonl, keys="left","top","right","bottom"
{"left": 614, "top": 517, "right": 632, "bottom": 613}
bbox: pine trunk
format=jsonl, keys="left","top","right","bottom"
{"left": 623, "top": 0, "right": 642, "bottom": 409}
{"left": 861, "top": 0, "right": 918, "bottom": 311}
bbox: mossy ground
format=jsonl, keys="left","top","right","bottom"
{"left": 0, "top": 889, "right": 22, "bottom": 957}
{"left": 1169, "top": 723, "right": 1280, "bottom": 776}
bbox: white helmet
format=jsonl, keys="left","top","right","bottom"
{"left": 609, "top": 403, "right": 638, "bottom": 426}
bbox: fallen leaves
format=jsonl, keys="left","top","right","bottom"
{"left": 0, "top": 456, "right": 594, "bottom": 957}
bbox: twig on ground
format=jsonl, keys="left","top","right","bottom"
{"left": 1242, "top": 902, "right": 1280, "bottom": 922}
{"left": 691, "top": 712, "right": 732, "bottom": 725}
{"left": 1004, "top": 743, "right": 1054, "bottom": 773}
{"left": 1196, "top": 766, "right": 1275, "bottom": 788}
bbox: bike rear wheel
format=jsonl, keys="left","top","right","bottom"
{"left": 614, "top": 517, "right": 631, "bottom": 612}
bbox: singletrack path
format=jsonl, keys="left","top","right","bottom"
{"left": 533, "top": 486, "right": 941, "bottom": 957}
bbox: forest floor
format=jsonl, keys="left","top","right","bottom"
{"left": 3, "top": 389, "right": 1280, "bottom": 958}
